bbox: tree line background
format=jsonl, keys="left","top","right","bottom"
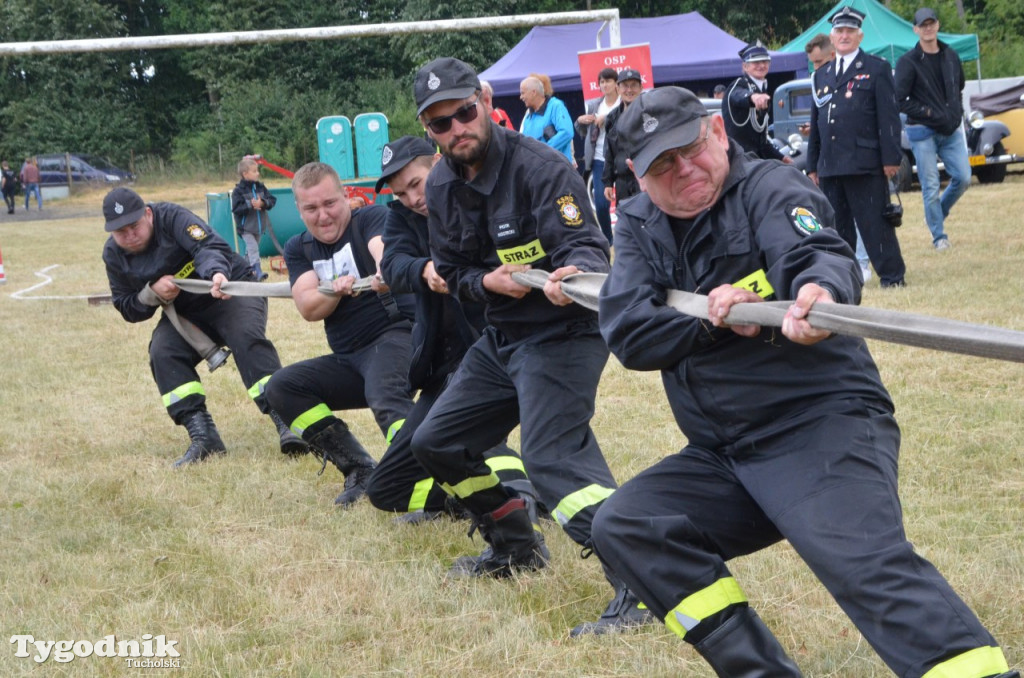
{"left": 1, "top": 0, "right": 1020, "bottom": 179}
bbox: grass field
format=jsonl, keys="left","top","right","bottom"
{"left": 1, "top": 175, "right": 1022, "bottom": 677}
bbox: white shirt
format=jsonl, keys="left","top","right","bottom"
{"left": 593, "top": 96, "right": 619, "bottom": 162}
{"left": 836, "top": 49, "right": 861, "bottom": 78}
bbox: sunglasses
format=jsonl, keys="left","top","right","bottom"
{"left": 424, "top": 95, "right": 481, "bottom": 135}
{"left": 646, "top": 121, "right": 712, "bottom": 176}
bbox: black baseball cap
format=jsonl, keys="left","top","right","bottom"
{"left": 617, "top": 68, "right": 643, "bottom": 84}
{"left": 616, "top": 87, "right": 709, "bottom": 178}
{"left": 375, "top": 136, "right": 436, "bottom": 193}
{"left": 103, "top": 187, "right": 146, "bottom": 232}
{"left": 913, "top": 7, "right": 939, "bottom": 25}
{"left": 414, "top": 57, "right": 481, "bottom": 116}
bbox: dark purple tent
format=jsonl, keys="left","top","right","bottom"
{"left": 480, "top": 12, "right": 809, "bottom": 98}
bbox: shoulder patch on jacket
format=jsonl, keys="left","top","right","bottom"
{"left": 789, "top": 207, "right": 822, "bottom": 236}
{"left": 556, "top": 194, "right": 583, "bottom": 227}
{"left": 186, "top": 224, "right": 208, "bottom": 241}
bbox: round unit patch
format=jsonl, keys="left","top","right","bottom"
{"left": 556, "top": 194, "right": 583, "bottom": 227}
{"left": 789, "top": 207, "right": 822, "bottom": 236}
{"left": 186, "top": 224, "right": 208, "bottom": 241}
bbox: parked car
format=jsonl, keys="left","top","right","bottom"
{"left": 36, "top": 153, "right": 135, "bottom": 186}
{"left": 771, "top": 78, "right": 1022, "bottom": 190}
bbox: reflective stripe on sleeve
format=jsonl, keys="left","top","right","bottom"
{"left": 162, "top": 381, "right": 205, "bottom": 408}
{"left": 664, "top": 576, "right": 748, "bottom": 639}
{"left": 921, "top": 646, "right": 1010, "bottom": 678}
{"left": 290, "top": 404, "right": 333, "bottom": 437}
{"left": 552, "top": 483, "right": 615, "bottom": 527}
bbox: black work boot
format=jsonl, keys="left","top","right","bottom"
{"left": 174, "top": 410, "right": 227, "bottom": 468}
{"left": 269, "top": 411, "right": 308, "bottom": 457}
{"left": 694, "top": 606, "right": 802, "bottom": 677}
{"left": 393, "top": 494, "right": 472, "bottom": 526}
{"left": 448, "top": 497, "right": 550, "bottom": 578}
{"left": 307, "top": 421, "right": 377, "bottom": 508}
{"left": 570, "top": 568, "right": 656, "bottom": 637}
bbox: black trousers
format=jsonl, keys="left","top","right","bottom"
{"left": 366, "top": 372, "right": 529, "bottom": 514}
{"left": 1, "top": 188, "right": 14, "bottom": 211}
{"left": 265, "top": 327, "right": 414, "bottom": 441}
{"left": 149, "top": 296, "right": 282, "bottom": 423}
{"left": 820, "top": 173, "right": 906, "bottom": 286}
{"left": 411, "top": 322, "right": 617, "bottom": 546}
{"left": 591, "top": 400, "right": 1003, "bottom": 677}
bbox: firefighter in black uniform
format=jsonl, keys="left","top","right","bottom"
{"left": 593, "top": 86, "right": 1017, "bottom": 678}
{"left": 102, "top": 187, "right": 306, "bottom": 467}
{"left": 601, "top": 68, "right": 644, "bottom": 207}
{"left": 407, "top": 57, "right": 652, "bottom": 636}
{"left": 722, "top": 42, "right": 791, "bottom": 163}
{"left": 367, "top": 135, "right": 540, "bottom": 523}
{"left": 264, "top": 163, "right": 415, "bottom": 507}
{"left": 807, "top": 6, "right": 907, "bottom": 288}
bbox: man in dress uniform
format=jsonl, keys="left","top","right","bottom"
{"left": 806, "top": 6, "right": 908, "bottom": 288}
{"left": 102, "top": 187, "right": 306, "bottom": 467}
{"left": 722, "top": 42, "right": 792, "bottom": 163}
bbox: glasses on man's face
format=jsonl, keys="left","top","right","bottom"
{"left": 425, "top": 95, "right": 481, "bottom": 135}
{"left": 646, "top": 121, "right": 712, "bottom": 177}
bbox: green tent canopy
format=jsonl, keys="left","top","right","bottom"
{"left": 780, "top": 0, "right": 979, "bottom": 67}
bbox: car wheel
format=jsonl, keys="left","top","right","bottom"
{"left": 974, "top": 142, "right": 1007, "bottom": 184}
{"left": 895, "top": 152, "right": 914, "bottom": 192}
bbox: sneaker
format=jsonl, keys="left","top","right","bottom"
{"left": 934, "top": 238, "right": 952, "bottom": 251}
{"left": 859, "top": 263, "right": 872, "bottom": 283}
{"left": 570, "top": 585, "right": 656, "bottom": 637}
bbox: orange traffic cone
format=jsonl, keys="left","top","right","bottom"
{"left": 0, "top": 243, "right": 6, "bottom": 284}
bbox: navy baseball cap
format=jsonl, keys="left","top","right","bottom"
{"left": 617, "top": 87, "right": 709, "bottom": 178}
{"left": 375, "top": 136, "right": 436, "bottom": 193}
{"left": 913, "top": 8, "right": 939, "bottom": 25}
{"left": 103, "top": 187, "right": 146, "bottom": 232}
{"left": 617, "top": 68, "right": 643, "bottom": 84}
{"left": 414, "top": 58, "right": 481, "bottom": 116}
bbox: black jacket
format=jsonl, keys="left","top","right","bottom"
{"left": 380, "top": 200, "right": 483, "bottom": 389}
{"left": 104, "top": 202, "right": 251, "bottom": 324}
{"left": 426, "top": 122, "right": 610, "bottom": 341}
{"left": 807, "top": 51, "right": 903, "bottom": 178}
{"left": 601, "top": 103, "right": 641, "bottom": 201}
{"left": 722, "top": 75, "right": 785, "bottom": 161}
{"left": 599, "top": 142, "right": 890, "bottom": 450}
{"left": 894, "top": 40, "right": 965, "bottom": 136}
{"left": 230, "top": 179, "right": 277, "bottom": 236}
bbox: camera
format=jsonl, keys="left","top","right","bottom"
{"left": 883, "top": 181, "right": 903, "bottom": 228}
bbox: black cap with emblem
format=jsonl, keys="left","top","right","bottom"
{"left": 375, "top": 136, "right": 437, "bottom": 193}
{"left": 413, "top": 57, "right": 481, "bottom": 116}
{"left": 617, "top": 68, "right": 643, "bottom": 84}
{"left": 829, "top": 6, "right": 865, "bottom": 29}
{"left": 103, "top": 187, "right": 146, "bottom": 232}
{"left": 616, "top": 87, "right": 709, "bottom": 177}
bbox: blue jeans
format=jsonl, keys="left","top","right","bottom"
{"left": 24, "top": 182, "right": 42, "bottom": 210}
{"left": 910, "top": 126, "right": 970, "bottom": 244}
{"left": 590, "top": 159, "right": 613, "bottom": 245}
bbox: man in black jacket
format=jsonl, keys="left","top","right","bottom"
{"left": 895, "top": 7, "right": 969, "bottom": 251}
{"left": 595, "top": 85, "right": 1017, "bottom": 678}
{"left": 807, "top": 6, "right": 907, "bottom": 288}
{"left": 602, "top": 68, "right": 644, "bottom": 208}
{"left": 367, "top": 136, "right": 539, "bottom": 523}
{"left": 102, "top": 187, "right": 305, "bottom": 467}
{"left": 722, "top": 42, "right": 792, "bottom": 163}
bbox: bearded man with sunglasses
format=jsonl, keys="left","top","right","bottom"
{"left": 407, "top": 57, "right": 653, "bottom": 637}
{"left": 594, "top": 86, "right": 1017, "bottom": 678}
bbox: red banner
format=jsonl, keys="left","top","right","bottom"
{"left": 577, "top": 44, "right": 654, "bottom": 99}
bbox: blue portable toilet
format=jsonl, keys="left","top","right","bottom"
{"left": 353, "top": 112, "right": 390, "bottom": 179}
{"left": 317, "top": 116, "right": 355, "bottom": 180}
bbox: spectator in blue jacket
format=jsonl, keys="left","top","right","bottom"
{"left": 519, "top": 75, "right": 574, "bottom": 163}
